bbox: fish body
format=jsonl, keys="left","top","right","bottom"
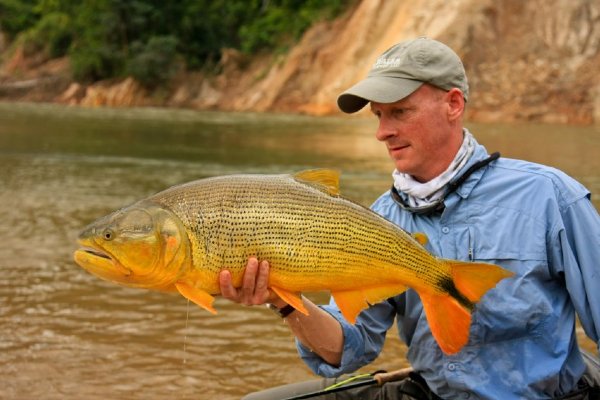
{"left": 74, "top": 169, "right": 513, "bottom": 354}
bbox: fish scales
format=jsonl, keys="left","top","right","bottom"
{"left": 74, "top": 169, "right": 514, "bottom": 354}
{"left": 149, "top": 174, "right": 440, "bottom": 294}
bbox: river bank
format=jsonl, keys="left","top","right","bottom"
{"left": 1, "top": 0, "right": 599, "bottom": 124}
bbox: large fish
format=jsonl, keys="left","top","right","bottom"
{"left": 74, "top": 169, "right": 513, "bottom": 354}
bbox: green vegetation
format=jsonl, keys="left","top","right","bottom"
{"left": 0, "top": 0, "right": 352, "bottom": 86}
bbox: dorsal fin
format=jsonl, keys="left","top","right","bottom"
{"left": 293, "top": 169, "right": 340, "bottom": 196}
{"left": 412, "top": 232, "right": 429, "bottom": 246}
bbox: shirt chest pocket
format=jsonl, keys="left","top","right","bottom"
{"left": 455, "top": 206, "right": 548, "bottom": 264}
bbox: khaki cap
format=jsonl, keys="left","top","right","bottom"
{"left": 337, "top": 37, "right": 469, "bottom": 113}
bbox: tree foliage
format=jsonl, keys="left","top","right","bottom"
{"left": 0, "top": 0, "right": 38, "bottom": 40}
{"left": 0, "top": 0, "right": 352, "bottom": 86}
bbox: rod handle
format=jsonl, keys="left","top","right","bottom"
{"left": 374, "top": 367, "right": 414, "bottom": 385}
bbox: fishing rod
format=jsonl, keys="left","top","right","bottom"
{"left": 281, "top": 368, "right": 413, "bottom": 400}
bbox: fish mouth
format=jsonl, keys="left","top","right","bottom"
{"left": 74, "top": 245, "right": 132, "bottom": 277}
{"left": 80, "top": 247, "right": 112, "bottom": 260}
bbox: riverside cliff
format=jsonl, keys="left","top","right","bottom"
{"left": 1, "top": 0, "right": 599, "bottom": 124}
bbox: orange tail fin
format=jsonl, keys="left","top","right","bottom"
{"left": 419, "top": 261, "right": 513, "bottom": 354}
{"left": 448, "top": 260, "right": 514, "bottom": 303}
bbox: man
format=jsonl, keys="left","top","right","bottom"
{"left": 220, "top": 37, "right": 600, "bottom": 399}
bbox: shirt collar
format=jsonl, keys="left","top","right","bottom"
{"left": 389, "top": 141, "right": 499, "bottom": 216}
{"left": 453, "top": 139, "right": 492, "bottom": 200}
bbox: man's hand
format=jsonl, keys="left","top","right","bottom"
{"left": 219, "top": 257, "right": 281, "bottom": 306}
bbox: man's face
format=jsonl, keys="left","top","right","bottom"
{"left": 370, "top": 84, "right": 461, "bottom": 182}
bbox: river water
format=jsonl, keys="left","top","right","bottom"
{"left": 0, "top": 102, "right": 598, "bottom": 399}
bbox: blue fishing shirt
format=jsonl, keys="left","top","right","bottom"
{"left": 297, "top": 139, "right": 600, "bottom": 399}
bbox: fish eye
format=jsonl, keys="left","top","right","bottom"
{"left": 103, "top": 229, "right": 115, "bottom": 241}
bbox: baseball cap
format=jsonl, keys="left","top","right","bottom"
{"left": 337, "top": 37, "right": 469, "bottom": 113}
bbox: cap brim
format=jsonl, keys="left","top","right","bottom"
{"left": 337, "top": 77, "right": 423, "bottom": 113}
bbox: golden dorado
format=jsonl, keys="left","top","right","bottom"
{"left": 74, "top": 169, "right": 513, "bottom": 354}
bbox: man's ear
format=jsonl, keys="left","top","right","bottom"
{"left": 446, "top": 88, "right": 465, "bottom": 122}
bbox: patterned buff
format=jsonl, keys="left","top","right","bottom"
{"left": 392, "top": 129, "right": 476, "bottom": 208}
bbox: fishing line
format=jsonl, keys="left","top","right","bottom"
{"left": 322, "top": 373, "right": 373, "bottom": 391}
{"left": 180, "top": 299, "right": 191, "bottom": 400}
{"left": 183, "top": 299, "right": 190, "bottom": 365}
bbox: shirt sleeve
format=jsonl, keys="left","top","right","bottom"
{"left": 295, "top": 298, "right": 398, "bottom": 377}
{"left": 550, "top": 195, "right": 600, "bottom": 354}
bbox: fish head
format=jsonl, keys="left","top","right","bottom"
{"left": 74, "top": 201, "right": 190, "bottom": 290}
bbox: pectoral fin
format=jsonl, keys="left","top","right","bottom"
{"left": 333, "top": 284, "right": 408, "bottom": 324}
{"left": 175, "top": 282, "right": 217, "bottom": 314}
{"left": 271, "top": 286, "right": 308, "bottom": 315}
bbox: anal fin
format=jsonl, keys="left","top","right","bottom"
{"left": 175, "top": 282, "right": 217, "bottom": 314}
{"left": 333, "top": 284, "right": 407, "bottom": 324}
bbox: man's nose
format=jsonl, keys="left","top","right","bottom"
{"left": 375, "top": 118, "right": 396, "bottom": 142}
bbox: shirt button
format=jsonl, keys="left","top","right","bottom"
{"left": 448, "top": 363, "right": 456, "bottom": 371}
{"left": 442, "top": 227, "right": 450, "bottom": 234}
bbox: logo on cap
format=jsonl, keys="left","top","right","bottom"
{"left": 373, "top": 58, "right": 403, "bottom": 69}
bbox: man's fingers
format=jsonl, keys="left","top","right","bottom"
{"left": 219, "top": 270, "right": 238, "bottom": 300}
{"left": 255, "top": 260, "right": 269, "bottom": 293}
{"left": 220, "top": 258, "right": 275, "bottom": 306}
{"left": 241, "top": 257, "right": 259, "bottom": 304}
